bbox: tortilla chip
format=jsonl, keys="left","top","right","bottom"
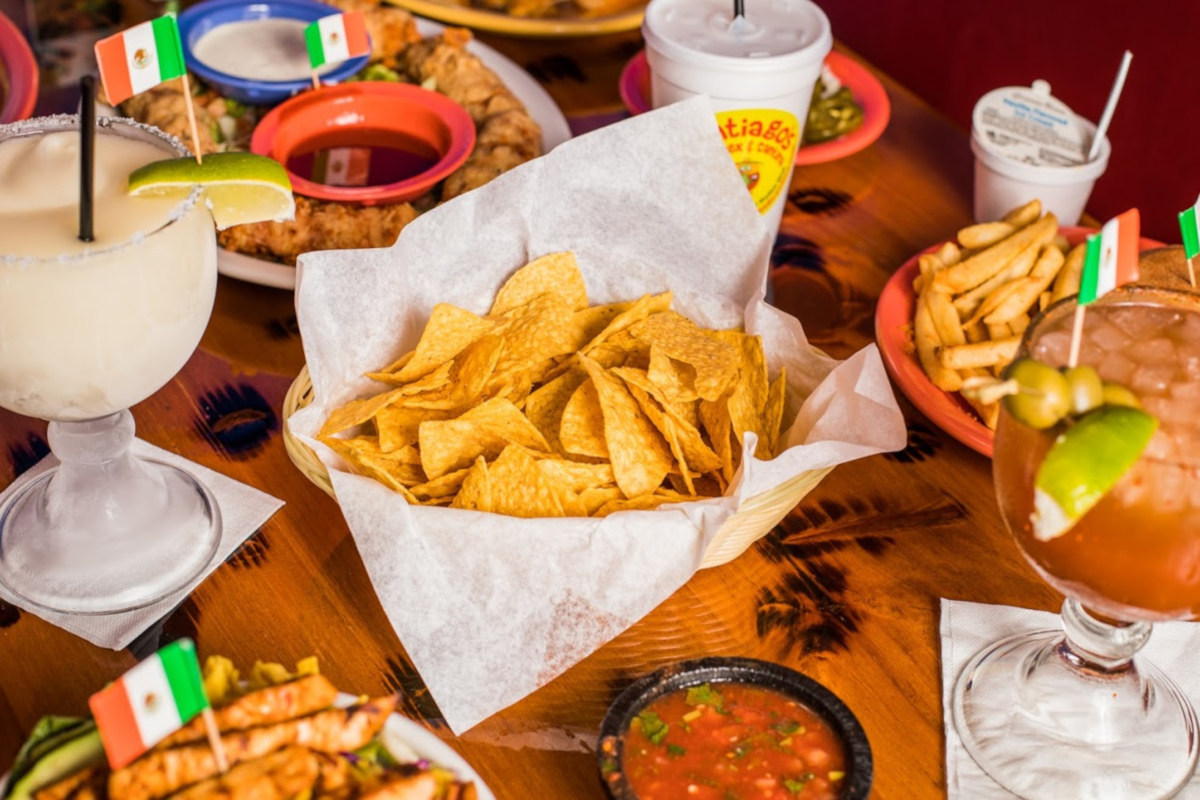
{"left": 582, "top": 292, "right": 672, "bottom": 354}
{"left": 763, "top": 367, "right": 788, "bottom": 459}
{"left": 525, "top": 368, "right": 587, "bottom": 455}
{"left": 450, "top": 457, "right": 492, "bottom": 512}
{"left": 373, "top": 350, "right": 413, "bottom": 375}
{"left": 580, "top": 356, "right": 673, "bottom": 498}
{"left": 647, "top": 346, "right": 699, "bottom": 404}
{"left": 487, "top": 445, "right": 567, "bottom": 518}
{"left": 632, "top": 311, "right": 738, "bottom": 401}
{"left": 559, "top": 378, "right": 609, "bottom": 459}
{"left": 535, "top": 457, "right": 614, "bottom": 493}
{"left": 573, "top": 300, "right": 636, "bottom": 349}
{"left": 716, "top": 331, "right": 771, "bottom": 456}
{"left": 490, "top": 251, "right": 589, "bottom": 315}
{"left": 395, "top": 304, "right": 497, "bottom": 382}
{"left": 419, "top": 397, "right": 550, "bottom": 479}
{"left": 320, "top": 435, "right": 422, "bottom": 502}
{"left": 410, "top": 466, "right": 472, "bottom": 500}
{"left": 614, "top": 367, "right": 721, "bottom": 474}
{"left": 319, "top": 386, "right": 407, "bottom": 437}
{"left": 375, "top": 404, "right": 455, "bottom": 453}
{"left": 578, "top": 486, "right": 626, "bottom": 516}
{"left": 699, "top": 397, "right": 735, "bottom": 484}
{"left": 493, "top": 292, "right": 578, "bottom": 379}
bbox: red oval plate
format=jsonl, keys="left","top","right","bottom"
{"left": 874, "top": 227, "right": 1167, "bottom": 458}
{"left": 619, "top": 49, "right": 890, "bottom": 166}
{"left": 0, "top": 11, "right": 37, "bottom": 124}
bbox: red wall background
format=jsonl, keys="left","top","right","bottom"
{"left": 820, "top": 0, "right": 1200, "bottom": 243}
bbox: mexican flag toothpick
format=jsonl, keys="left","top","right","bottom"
{"left": 89, "top": 639, "right": 226, "bottom": 771}
{"left": 1068, "top": 208, "right": 1140, "bottom": 367}
{"left": 94, "top": 16, "right": 203, "bottom": 163}
{"left": 1178, "top": 194, "right": 1199, "bottom": 288}
{"left": 305, "top": 11, "right": 370, "bottom": 89}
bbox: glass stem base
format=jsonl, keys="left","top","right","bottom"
{"left": 0, "top": 411, "right": 222, "bottom": 615}
{"left": 952, "top": 600, "right": 1198, "bottom": 799}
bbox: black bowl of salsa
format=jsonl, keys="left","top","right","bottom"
{"left": 597, "top": 657, "right": 872, "bottom": 800}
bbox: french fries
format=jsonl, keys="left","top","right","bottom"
{"left": 910, "top": 199, "right": 1074, "bottom": 430}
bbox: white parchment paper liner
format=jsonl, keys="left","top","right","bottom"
{"left": 291, "top": 97, "right": 907, "bottom": 733}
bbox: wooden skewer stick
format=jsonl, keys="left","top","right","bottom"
{"left": 179, "top": 73, "right": 203, "bottom": 164}
{"left": 201, "top": 708, "right": 228, "bottom": 773}
{"left": 1066, "top": 304, "right": 1086, "bottom": 369}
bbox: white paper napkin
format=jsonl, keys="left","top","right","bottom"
{"left": 0, "top": 439, "right": 283, "bottom": 649}
{"left": 941, "top": 598, "right": 1200, "bottom": 798}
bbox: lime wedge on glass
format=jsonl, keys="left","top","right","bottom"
{"left": 127, "top": 152, "right": 294, "bottom": 230}
{"left": 1032, "top": 405, "right": 1158, "bottom": 541}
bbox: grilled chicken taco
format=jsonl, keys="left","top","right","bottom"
{"left": 4, "top": 658, "right": 475, "bottom": 800}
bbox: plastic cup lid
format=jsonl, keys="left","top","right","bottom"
{"left": 971, "top": 80, "right": 1094, "bottom": 168}
{"left": 642, "top": 0, "right": 832, "bottom": 72}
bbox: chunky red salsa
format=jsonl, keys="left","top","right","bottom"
{"left": 621, "top": 682, "right": 846, "bottom": 800}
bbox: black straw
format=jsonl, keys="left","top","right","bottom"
{"left": 733, "top": 0, "right": 744, "bottom": 17}
{"left": 78, "top": 76, "right": 96, "bottom": 243}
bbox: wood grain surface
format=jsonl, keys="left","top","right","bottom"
{"left": 0, "top": 30, "right": 1065, "bottom": 800}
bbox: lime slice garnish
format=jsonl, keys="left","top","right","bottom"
{"left": 127, "top": 152, "right": 295, "bottom": 230}
{"left": 1032, "top": 405, "right": 1158, "bottom": 541}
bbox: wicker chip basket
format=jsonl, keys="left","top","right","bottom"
{"left": 282, "top": 366, "right": 833, "bottom": 569}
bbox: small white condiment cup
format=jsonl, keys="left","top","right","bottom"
{"left": 970, "top": 80, "right": 1110, "bottom": 225}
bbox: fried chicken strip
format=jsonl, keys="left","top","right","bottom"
{"left": 217, "top": 196, "right": 420, "bottom": 265}
{"left": 108, "top": 697, "right": 399, "bottom": 800}
{"left": 396, "top": 29, "right": 542, "bottom": 200}
{"left": 169, "top": 747, "right": 321, "bottom": 800}
{"left": 158, "top": 674, "right": 340, "bottom": 749}
{"left": 117, "top": 83, "right": 219, "bottom": 157}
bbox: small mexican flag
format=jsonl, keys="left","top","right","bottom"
{"left": 1180, "top": 195, "right": 1200, "bottom": 260}
{"left": 1079, "top": 208, "right": 1140, "bottom": 306}
{"left": 94, "top": 16, "right": 186, "bottom": 106}
{"left": 89, "top": 639, "right": 209, "bottom": 769}
{"left": 305, "top": 11, "right": 370, "bottom": 70}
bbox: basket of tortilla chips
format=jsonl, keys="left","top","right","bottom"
{"left": 282, "top": 252, "right": 835, "bottom": 568}
{"left": 279, "top": 98, "right": 904, "bottom": 735}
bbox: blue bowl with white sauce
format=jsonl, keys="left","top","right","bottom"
{"left": 179, "top": 0, "right": 370, "bottom": 106}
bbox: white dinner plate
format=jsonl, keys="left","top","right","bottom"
{"left": 217, "top": 18, "right": 572, "bottom": 290}
{"left": 0, "top": 695, "right": 495, "bottom": 800}
{"left": 340, "top": 693, "right": 497, "bottom": 800}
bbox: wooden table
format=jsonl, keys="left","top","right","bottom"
{"left": 0, "top": 24, "right": 1065, "bottom": 799}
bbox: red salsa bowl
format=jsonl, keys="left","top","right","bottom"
{"left": 250, "top": 81, "right": 476, "bottom": 206}
{"left": 598, "top": 657, "right": 872, "bottom": 800}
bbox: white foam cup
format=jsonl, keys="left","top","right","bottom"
{"left": 970, "top": 81, "right": 1110, "bottom": 225}
{"left": 642, "top": 0, "right": 833, "bottom": 238}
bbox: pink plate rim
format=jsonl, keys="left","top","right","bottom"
{"left": 618, "top": 49, "right": 890, "bottom": 166}
{"left": 0, "top": 11, "right": 37, "bottom": 124}
{"left": 874, "top": 227, "right": 1167, "bottom": 458}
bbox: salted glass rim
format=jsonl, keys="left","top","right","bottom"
{"left": 0, "top": 114, "right": 205, "bottom": 265}
{"left": 1015, "top": 283, "right": 1200, "bottom": 468}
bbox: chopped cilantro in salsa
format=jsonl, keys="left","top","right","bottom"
{"left": 635, "top": 709, "right": 670, "bottom": 745}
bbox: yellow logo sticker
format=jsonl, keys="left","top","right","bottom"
{"left": 716, "top": 109, "right": 799, "bottom": 215}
